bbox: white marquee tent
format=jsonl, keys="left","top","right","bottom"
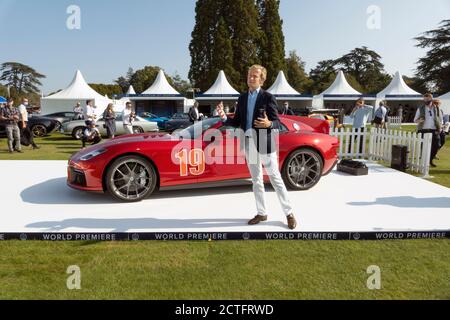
{"left": 312, "top": 70, "right": 374, "bottom": 110}
{"left": 267, "top": 71, "right": 312, "bottom": 111}
{"left": 439, "top": 91, "right": 450, "bottom": 115}
{"left": 40, "top": 70, "right": 115, "bottom": 116}
{"left": 126, "top": 85, "right": 136, "bottom": 95}
{"left": 137, "top": 70, "right": 183, "bottom": 99}
{"left": 196, "top": 70, "right": 240, "bottom": 115}
{"left": 376, "top": 71, "right": 423, "bottom": 122}
{"left": 197, "top": 70, "right": 240, "bottom": 100}
{"left": 129, "top": 70, "right": 185, "bottom": 117}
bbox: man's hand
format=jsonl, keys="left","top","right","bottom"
{"left": 254, "top": 112, "right": 272, "bottom": 129}
{"left": 216, "top": 102, "right": 226, "bottom": 121}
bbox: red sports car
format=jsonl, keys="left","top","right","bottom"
{"left": 67, "top": 116, "right": 339, "bottom": 202}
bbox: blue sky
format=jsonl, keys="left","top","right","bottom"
{"left": 0, "top": 0, "right": 449, "bottom": 94}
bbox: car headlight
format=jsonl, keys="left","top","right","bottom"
{"left": 80, "top": 148, "right": 107, "bottom": 161}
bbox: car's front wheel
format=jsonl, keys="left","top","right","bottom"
{"left": 32, "top": 124, "right": 47, "bottom": 137}
{"left": 72, "top": 127, "right": 84, "bottom": 140}
{"left": 282, "top": 148, "right": 323, "bottom": 190}
{"left": 105, "top": 156, "right": 157, "bottom": 202}
{"left": 133, "top": 126, "right": 144, "bottom": 134}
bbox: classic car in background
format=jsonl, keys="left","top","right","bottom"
{"left": 61, "top": 113, "right": 159, "bottom": 139}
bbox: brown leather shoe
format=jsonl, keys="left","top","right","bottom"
{"left": 248, "top": 215, "right": 268, "bottom": 225}
{"left": 286, "top": 214, "right": 297, "bottom": 230}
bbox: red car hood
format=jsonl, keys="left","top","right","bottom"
{"left": 71, "top": 133, "right": 177, "bottom": 160}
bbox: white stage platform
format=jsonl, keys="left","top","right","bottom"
{"left": 0, "top": 160, "right": 449, "bottom": 236}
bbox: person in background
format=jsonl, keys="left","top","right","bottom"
{"left": 281, "top": 102, "right": 295, "bottom": 115}
{"left": 18, "top": 98, "right": 39, "bottom": 149}
{"left": 349, "top": 98, "right": 373, "bottom": 154}
{"left": 103, "top": 103, "right": 117, "bottom": 139}
{"left": 414, "top": 94, "right": 442, "bottom": 167}
{"left": 73, "top": 102, "right": 84, "bottom": 120}
{"left": 398, "top": 104, "right": 404, "bottom": 122}
{"left": 372, "top": 100, "right": 387, "bottom": 129}
{"left": 85, "top": 100, "right": 97, "bottom": 123}
{"left": 0, "top": 98, "right": 22, "bottom": 153}
{"left": 82, "top": 120, "right": 102, "bottom": 148}
{"left": 434, "top": 99, "right": 446, "bottom": 156}
{"left": 188, "top": 101, "right": 201, "bottom": 123}
{"left": 123, "top": 102, "right": 135, "bottom": 134}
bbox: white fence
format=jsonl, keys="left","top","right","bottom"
{"left": 387, "top": 116, "right": 402, "bottom": 128}
{"left": 330, "top": 128, "right": 433, "bottom": 177}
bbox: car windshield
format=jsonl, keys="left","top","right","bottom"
{"left": 174, "top": 118, "right": 222, "bottom": 139}
{"left": 172, "top": 113, "right": 188, "bottom": 119}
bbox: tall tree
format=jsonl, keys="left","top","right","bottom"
{"left": 171, "top": 73, "right": 192, "bottom": 95}
{"left": 188, "top": 0, "right": 219, "bottom": 91}
{"left": 228, "top": 0, "right": 261, "bottom": 91}
{"left": 285, "top": 50, "right": 312, "bottom": 93}
{"left": 115, "top": 67, "right": 134, "bottom": 93}
{"left": 414, "top": 19, "right": 450, "bottom": 94}
{"left": 257, "top": 0, "right": 286, "bottom": 87}
{"left": 210, "top": 17, "right": 240, "bottom": 89}
{"left": 333, "top": 46, "right": 391, "bottom": 93}
{"left": 0, "top": 62, "right": 45, "bottom": 94}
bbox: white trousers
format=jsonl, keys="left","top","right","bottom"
{"left": 245, "top": 138, "right": 294, "bottom": 217}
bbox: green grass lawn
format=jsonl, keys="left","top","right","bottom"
{"left": 0, "top": 129, "right": 449, "bottom": 300}
{"left": 0, "top": 240, "right": 448, "bottom": 300}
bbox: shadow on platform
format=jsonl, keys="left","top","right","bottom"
{"left": 26, "top": 217, "right": 287, "bottom": 232}
{"left": 348, "top": 196, "right": 450, "bottom": 208}
{"left": 20, "top": 177, "right": 261, "bottom": 205}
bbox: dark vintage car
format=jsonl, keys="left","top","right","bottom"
{"left": 0, "top": 116, "right": 60, "bottom": 137}
{"left": 164, "top": 113, "right": 194, "bottom": 132}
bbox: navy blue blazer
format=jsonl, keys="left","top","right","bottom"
{"left": 224, "top": 89, "right": 280, "bottom": 154}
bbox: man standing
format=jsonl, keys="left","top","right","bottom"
{"left": 84, "top": 100, "right": 97, "bottom": 123}
{"left": 18, "top": 98, "right": 40, "bottom": 149}
{"left": 188, "top": 101, "right": 201, "bottom": 123}
{"left": 216, "top": 65, "right": 297, "bottom": 230}
{"left": 73, "top": 102, "right": 84, "bottom": 120}
{"left": 415, "top": 94, "right": 442, "bottom": 167}
{"left": 349, "top": 98, "right": 373, "bottom": 154}
{"left": 123, "top": 102, "right": 135, "bottom": 134}
{"left": 281, "top": 102, "right": 295, "bottom": 115}
{"left": 0, "top": 98, "right": 22, "bottom": 153}
{"left": 373, "top": 101, "right": 387, "bottom": 129}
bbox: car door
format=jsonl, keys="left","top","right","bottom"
{"left": 197, "top": 125, "right": 249, "bottom": 184}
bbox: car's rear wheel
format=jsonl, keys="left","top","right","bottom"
{"left": 282, "top": 148, "right": 323, "bottom": 190}
{"left": 32, "top": 124, "right": 47, "bottom": 137}
{"left": 133, "top": 126, "right": 144, "bottom": 134}
{"left": 106, "top": 156, "right": 157, "bottom": 202}
{"left": 72, "top": 127, "right": 84, "bottom": 140}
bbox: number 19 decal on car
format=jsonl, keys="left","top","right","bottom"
{"left": 175, "top": 149, "right": 206, "bottom": 177}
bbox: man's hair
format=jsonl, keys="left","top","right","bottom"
{"left": 356, "top": 98, "right": 365, "bottom": 104}
{"left": 126, "top": 102, "right": 132, "bottom": 106}
{"left": 7, "top": 97, "right": 14, "bottom": 103}
{"left": 248, "top": 64, "right": 267, "bottom": 82}
{"left": 86, "top": 100, "right": 92, "bottom": 105}
{"left": 424, "top": 93, "right": 433, "bottom": 99}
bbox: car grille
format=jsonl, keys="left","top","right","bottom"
{"left": 69, "top": 168, "right": 87, "bottom": 187}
